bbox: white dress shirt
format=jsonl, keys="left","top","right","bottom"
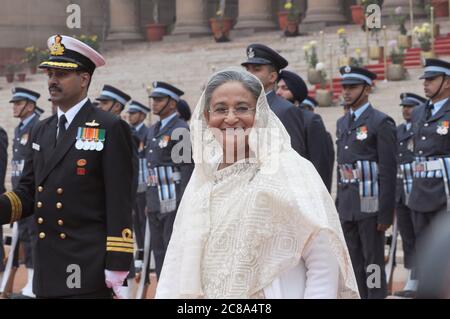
{"left": 56, "top": 97, "right": 88, "bottom": 136}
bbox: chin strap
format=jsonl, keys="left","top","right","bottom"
{"left": 430, "top": 75, "right": 447, "bottom": 100}
{"left": 345, "top": 84, "right": 367, "bottom": 108}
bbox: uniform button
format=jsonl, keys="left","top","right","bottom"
{"left": 39, "top": 232, "right": 46, "bottom": 239}
{"left": 59, "top": 233, "right": 66, "bottom": 240}
{"left": 422, "top": 136, "right": 426, "bottom": 140}
{"left": 57, "top": 188, "right": 64, "bottom": 195}
{"left": 419, "top": 150, "right": 423, "bottom": 155}
{"left": 344, "top": 146, "right": 349, "bottom": 150}
{"left": 399, "top": 153, "right": 403, "bottom": 157}
{"left": 56, "top": 202, "right": 63, "bottom": 209}
{"left": 149, "top": 150, "right": 153, "bottom": 153}
{"left": 38, "top": 186, "right": 44, "bottom": 192}
{"left": 37, "top": 217, "right": 44, "bottom": 224}
{"left": 16, "top": 138, "right": 20, "bottom": 141}
{"left": 37, "top": 202, "right": 43, "bottom": 208}
{"left": 152, "top": 138, "right": 156, "bottom": 142}
{"left": 424, "top": 123, "right": 429, "bottom": 127}
{"left": 14, "top": 149, "right": 18, "bottom": 152}
{"left": 348, "top": 131, "right": 351, "bottom": 135}
{"left": 400, "top": 142, "right": 403, "bottom": 146}
{"left": 57, "top": 219, "right": 64, "bottom": 226}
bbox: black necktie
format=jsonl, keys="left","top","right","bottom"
{"left": 154, "top": 121, "right": 162, "bottom": 134}
{"left": 57, "top": 115, "right": 67, "bottom": 144}
{"left": 349, "top": 113, "right": 356, "bottom": 127}
{"left": 18, "top": 122, "right": 24, "bottom": 131}
{"left": 426, "top": 104, "right": 434, "bottom": 120}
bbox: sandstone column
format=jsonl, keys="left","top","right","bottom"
{"left": 234, "top": 0, "right": 276, "bottom": 31}
{"left": 302, "top": 0, "right": 347, "bottom": 26}
{"left": 171, "top": 0, "right": 210, "bottom": 36}
{"left": 107, "top": 0, "right": 143, "bottom": 41}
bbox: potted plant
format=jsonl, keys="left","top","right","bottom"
{"left": 304, "top": 41, "right": 322, "bottom": 85}
{"left": 351, "top": 0, "right": 365, "bottom": 25}
{"left": 368, "top": 27, "right": 384, "bottom": 61}
{"left": 392, "top": 6, "right": 412, "bottom": 49}
{"left": 4, "top": 63, "right": 17, "bottom": 83}
{"left": 349, "top": 48, "right": 365, "bottom": 67}
{"left": 283, "top": 0, "right": 300, "bottom": 37}
{"left": 337, "top": 27, "right": 351, "bottom": 67}
{"left": 145, "top": 0, "right": 166, "bottom": 42}
{"left": 74, "top": 34, "right": 99, "bottom": 50}
{"left": 315, "top": 63, "right": 333, "bottom": 107}
{"left": 387, "top": 40, "right": 406, "bottom": 81}
{"left": 16, "top": 63, "right": 27, "bottom": 82}
{"left": 23, "top": 46, "right": 41, "bottom": 74}
{"left": 414, "top": 23, "right": 435, "bottom": 62}
{"left": 209, "top": 0, "right": 233, "bottom": 42}
{"left": 431, "top": 0, "right": 449, "bottom": 17}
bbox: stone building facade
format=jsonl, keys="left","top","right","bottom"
{"left": 0, "top": 0, "right": 426, "bottom": 67}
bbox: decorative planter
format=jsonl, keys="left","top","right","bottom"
{"left": 145, "top": 23, "right": 166, "bottom": 42}
{"left": 351, "top": 5, "right": 365, "bottom": 25}
{"left": 397, "top": 35, "right": 412, "bottom": 49}
{"left": 315, "top": 89, "right": 333, "bottom": 107}
{"left": 17, "top": 73, "right": 26, "bottom": 82}
{"left": 6, "top": 73, "right": 14, "bottom": 83}
{"left": 421, "top": 50, "right": 436, "bottom": 65}
{"left": 434, "top": 24, "right": 440, "bottom": 38}
{"left": 209, "top": 17, "right": 233, "bottom": 42}
{"left": 307, "top": 68, "right": 324, "bottom": 85}
{"left": 338, "top": 56, "right": 351, "bottom": 67}
{"left": 278, "top": 11, "right": 288, "bottom": 31}
{"left": 432, "top": 0, "right": 449, "bottom": 17}
{"left": 387, "top": 64, "right": 405, "bottom": 81}
{"left": 285, "top": 20, "right": 299, "bottom": 37}
{"left": 369, "top": 46, "right": 384, "bottom": 61}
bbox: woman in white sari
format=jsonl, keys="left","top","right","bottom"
{"left": 156, "top": 68, "right": 359, "bottom": 299}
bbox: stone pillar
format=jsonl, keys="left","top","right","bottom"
{"left": 234, "top": 0, "right": 276, "bottom": 31}
{"left": 107, "top": 0, "right": 143, "bottom": 41}
{"left": 302, "top": 0, "right": 347, "bottom": 26}
{"left": 381, "top": 0, "right": 425, "bottom": 19}
{"left": 171, "top": 0, "right": 210, "bottom": 36}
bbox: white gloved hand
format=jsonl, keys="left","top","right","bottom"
{"left": 105, "top": 270, "right": 129, "bottom": 299}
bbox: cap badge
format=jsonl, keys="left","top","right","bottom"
{"left": 248, "top": 47, "right": 255, "bottom": 59}
{"left": 344, "top": 66, "right": 352, "bottom": 73}
{"left": 50, "top": 35, "right": 65, "bottom": 56}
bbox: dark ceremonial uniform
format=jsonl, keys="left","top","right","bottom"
{"left": 336, "top": 66, "right": 397, "bottom": 299}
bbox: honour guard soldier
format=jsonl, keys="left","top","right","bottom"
{"left": 176, "top": 99, "right": 192, "bottom": 123}
{"left": 300, "top": 96, "right": 336, "bottom": 191}
{"left": 276, "top": 70, "right": 334, "bottom": 191}
{"left": 241, "top": 44, "right": 306, "bottom": 157}
{"left": 145, "top": 81, "right": 194, "bottom": 279}
{"left": 6, "top": 87, "right": 41, "bottom": 298}
{"left": 393, "top": 93, "right": 426, "bottom": 298}
{"left": 127, "top": 101, "right": 150, "bottom": 270}
{"left": 96, "top": 85, "right": 131, "bottom": 117}
{"left": 0, "top": 125, "right": 7, "bottom": 284}
{"left": 35, "top": 106, "right": 45, "bottom": 118}
{"left": 408, "top": 59, "right": 450, "bottom": 281}
{"left": 336, "top": 66, "right": 397, "bottom": 299}
{"left": 0, "top": 35, "right": 136, "bottom": 298}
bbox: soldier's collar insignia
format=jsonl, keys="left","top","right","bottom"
{"left": 85, "top": 120, "right": 100, "bottom": 127}
{"left": 50, "top": 35, "right": 65, "bottom": 56}
{"left": 248, "top": 47, "right": 255, "bottom": 59}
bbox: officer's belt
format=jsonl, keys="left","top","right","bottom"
{"left": 413, "top": 157, "right": 450, "bottom": 213}
{"left": 398, "top": 162, "right": 414, "bottom": 206}
{"left": 11, "top": 160, "right": 24, "bottom": 177}
{"left": 338, "top": 160, "right": 379, "bottom": 213}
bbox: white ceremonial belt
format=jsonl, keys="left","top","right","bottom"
{"left": 414, "top": 159, "right": 442, "bottom": 172}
